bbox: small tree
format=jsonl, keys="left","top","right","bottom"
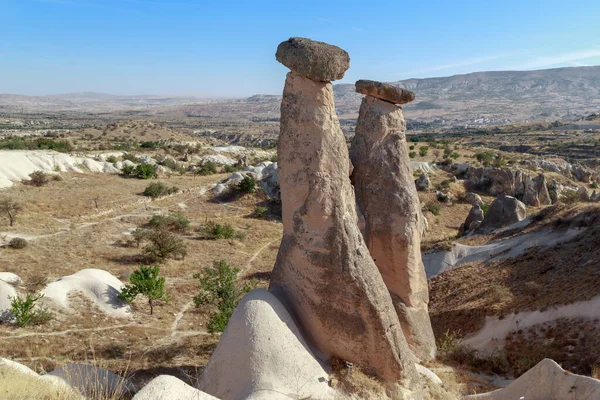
{"left": 118, "top": 265, "right": 167, "bottom": 315}
{"left": 9, "top": 293, "right": 50, "bottom": 327}
{"left": 28, "top": 171, "right": 49, "bottom": 186}
{"left": 197, "top": 161, "right": 217, "bottom": 176}
{"left": 193, "top": 260, "right": 254, "bottom": 333}
{"left": 0, "top": 198, "right": 22, "bottom": 227}
{"left": 238, "top": 176, "right": 257, "bottom": 193}
{"left": 143, "top": 226, "right": 187, "bottom": 262}
{"left": 8, "top": 237, "right": 28, "bottom": 249}
{"left": 419, "top": 146, "right": 429, "bottom": 157}
{"left": 134, "top": 163, "right": 156, "bottom": 179}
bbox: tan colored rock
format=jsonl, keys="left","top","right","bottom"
{"left": 355, "top": 80, "right": 415, "bottom": 104}
{"left": 269, "top": 70, "right": 418, "bottom": 385}
{"left": 533, "top": 173, "right": 552, "bottom": 206}
{"left": 349, "top": 95, "right": 436, "bottom": 361}
{"left": 275, "top": 37, "right": 350, "bottom": 81}
{"left": 478, "top": 194, "right": 526, "bottom": 232}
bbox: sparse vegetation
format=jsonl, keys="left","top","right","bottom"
{"left": 133, "top": 163, "right": 156, "bottom": 179}
{"left": 198, "top": 221, "right": 243, "bottom": 240}
{"left": 8, "top": 237, "right": 28, "bottom": 249}
{"left": 8, "top": 293, "right": 52, "bottom": 327}
{"left": 148, "top": 213, "right": 190, "bottom": 232}
{"left": 419, "top": 145, "right": 429, "bottom": 157}
{"left": 238, "top": 176, "right": 257, "bottom": 193}
{"left": 142, "top": 182, "right": 179, "bottom": 199}
{"left": 0, "top": 137, "right": 73, "bottom": 152}
{"left": 560, "top": 189, "right": 580, "bottom": 205}
{"left": 28, "top": 171, "right": 50, "bottom": 186}
{"left": 409, "top": 151, "right": 417, "bottom": 158}
{"left": 0, "top": 198, "right": 23, "bottom": 226}
{"left": 193, "top": 259, "right": 254, "bottom": 333}
{"left": 252, "top": 206, "right": 268, "bottom": 218}
{"left": 118, "top": 264, "right": 168, "bottom": 315}
{"left": 425, "top": 203, "right": 441, "bottom": 216}
{"left": 141, "top": 225, "right": 188, "bottom": 262}
{"left": 197, "top": 161, "right": 218, "bottom": 175}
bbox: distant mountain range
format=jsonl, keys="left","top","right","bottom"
{"left": 2, "top": 65, "right": 600, "bottom": 128}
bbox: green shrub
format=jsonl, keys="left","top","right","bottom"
{"left": 238, "top": 176, "right": 257, "bottom": 193}
{"left": 28, "top": 171, "right": 49, "bottom": 186}
{"left": 435, "top": 179, "right": 452, "bottom": 191}
{"left": 197, "top": 161, "right": 218, "bottom": 176}
{"left": 105, "top": 155, "right": 118, "bottom": 163}
{"left": 426, "top": 203, "right": 441, "bottom": 216}
{"left": 193, "top": 260, "right": 255, "bottom": 333}
{"left": 8, "top": 293, "right": 52, "bottom": 327}
{"left": 252, "top": 206, "right": 268, "bottom": 218}
{"left": 140, "top": 141, "right": 161, "bottom": 149}
{"left": 118, "top": 265, "right": 167, "bottom": 315}
{"left": 450, "top": 152, "right": 460, "bottom": 159}
{"left": 480, "top": 204, "right": 490, "bottom": 216}
{"left": 134, "top": 163, "right": 156, "bottom": 179}
{"left": 409, "top": 151, "right": 417, "bottom": 159}
{"left": 148, "top": 213, "right": 190, "bottom": 232}
{"left": 121, "top": 165, "right": 135, "bottom": 176}
{"left": 409, "top": 145, "right": 415, "bottom": 150}
{"left": 0, "top": 137, "right": 72, "bottom": 152}
{"left": 223, "top": 164, "right": 239, "bottom": 173}
{"left": 8, "top": 237, "right": 27, "bottom": 249}
{"left": 198, "top": 221, "right": 240, "bottom": 240}
{"left": 419, "top": 146, "right": 429, "bottom": 157}
{"left": 591, "top": 182, "right": 599, "bottom": 189}
{"left": 142, "top": 226, "right": 187, "bottom": 262}
{"left": 142, "top": 182, "right": 179, "bottom": 199}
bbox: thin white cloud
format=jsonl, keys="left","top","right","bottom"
{"left": 402, "top": 53, "right": 514, "bottom": 77}
{"left": 517, "top": 49, "right": 600, "bottom": 70}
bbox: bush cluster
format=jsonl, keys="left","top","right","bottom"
{"left": 142, "top": 182, "right": 179, "bottom": 199}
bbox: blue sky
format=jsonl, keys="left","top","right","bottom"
{"left": 2, "top": 0, "right": 600, "bottom": 97}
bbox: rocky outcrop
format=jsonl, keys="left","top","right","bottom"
{"left": 355, "top": 79, "right": 415, "bottom": 104}
{"left": 350, "top": 91, "right": 435, "bottom": 361}
{"left": 465, "top": 192, "right": 484, "bottom": 206}
{"left": 578, "top": 186, "right": 590, "bottom": 201}
{"left": 465, "top": 359, "right": 600, "bottom": 400}
{"left": 573, "top": 165, "right": 594, "bottom": 183}
{"left": 534, "top": 174, "right": 552, "bottom": 206}
{"left": 465, "top": 167, "right": 529, "bottom": 197}
{"left": 270, "top": 39, "right": 418, "bottom": 385}
{"left": 477, "top": 194, "right": 526, "bottom": 233}
{"left": 463, "top": 205, "right": 484, "bottom": 232}
{"left": 415, "top": 172, "right": 430, "bottom": 191}
{"left": 260, "top": 162, "right": 280, "bottom": 200}
{"left": 134, "top": 376, "right": 218, "bottom": 400}
{"left": 275, "top": 37, "right": 349, "bottom": 81}
{"left": 199, "top": 289, "right": 335, "bottom": 400}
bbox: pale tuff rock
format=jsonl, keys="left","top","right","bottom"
{"left": 269, "top": 67, "right": 418, "bottom": 384}
{"left": 350, "top": 94, "right": 436, "bottom": 361}
{"left": 465, "top": 359, "right": 600, "bottom": 400}
{"left": 355, "top": 79, "right": 416, "bottom": 104}
{"left": 48, "top": 364, "right": 135, "bottom": 399}
{"left": 198, "top": 289, "right": 335, "bottom": 400}
{"left": 478, "top": 194, "right": 526, "bottom": 233}
{"left": 275, "top": 37, "right": 350, "bottom": 81}
{"left": 134, "top": 376, "right": 218, "bottom": 400}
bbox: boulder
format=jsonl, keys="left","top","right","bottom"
{"left": 260, "top": 162, "right": 280, "bottom": 200}
{"left": 198, "top": 289, "right": 335, "bottom": 400}
{"left": 269, "top": 66, "right": 418, "bottom": 385}
{"left": 465, "top": 167, "right": 528, "bottom": 197}
{"left": 523, "top": 177, "right": 539, "bottom": 206}
{"left": 464, "top": 192, "right": 484, "bottom": 206}
{"left": 48, "top": 364, "right": 135, "bottom": 399}
{"left": 591, "top": 190, "right": 600, "bottom": 202}
{"left": 477, "top": 194, "right": 526, "bottom": 233}
{"left": 350, "top": 94, "right": 436, "bottom": 361}
{"left": 236, "top": 155, "right": 249, "bottom": 169}
{"left": 465, "top": 359, "right": 600, "bottom": 400}
{"left": 134, "top": 376, "right": 218, "bottom": 400}
{"left": 573, "top": 165, "right": 593, "bottom": 183}
{"left": 415, "top": 173, "right": 430, "bottom": 191}
{"left": 355, "top": 80, "right": 415, "bottom": 104}
{"left": 547, "top": 178, "right": 560, "bottom": 204}
{"left": 578, "top": 186, "right": 590, "bottom": 201}
{"left": 275, "top": 37, "right": 350, "bottom": 81}
{"left": 436, "top": 191, "right": 452, "bottom": 203}
{"left": 464, "top": 205, "right": 485, "bottom": 231}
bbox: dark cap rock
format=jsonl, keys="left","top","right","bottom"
{"left": 276, "top": 37, "right": 350, "bottom": 82}
{"left": 355, "top": 80, "right": 415, "bottom": 104}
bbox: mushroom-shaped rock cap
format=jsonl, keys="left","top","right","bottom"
{"left": 356, "top": 79, "right": 415, "bottom": 104}
{"left": 276, "top": 37, "right": 350, "bottom": 82}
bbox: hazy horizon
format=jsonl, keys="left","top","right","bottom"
{"left": 2, "top": 0, "right": 600, "bottom": 97}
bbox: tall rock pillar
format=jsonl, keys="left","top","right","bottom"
{"left": 350, "top": 80, "right": 437, "bottom": 361}
{"left": 269, "top": 38, "right": 418, "bottom": 385}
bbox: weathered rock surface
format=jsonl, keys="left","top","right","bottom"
{"left": 0, "top": 273, "right": 19, "bottom": 321}
{"left": 464, "top": 205, "right": 485, "bottom": 231}
{"left": 198, "top": 289, "right": 335, "bottom": 400}
{"left": 578, "top": 186, "right": 590, "bottom": 201}
{"left": 350, "top": 94, "right": 435, "bottom": 361}
{"left": 533, "top": 174, "right": 552, "bottom": 206}
{"left": 465, "top": 167, "right": 529, "bottom": 197}
{"left": 134, "top": 376, "right": 218, "bottom": 400}
{"left": 355, "top": 80, "right": 415, "bottom": 104}
{"left": 275, "top": 37, "right": 349, "bottom": 81}
{"left": 465, "top": 359, "right": 600, "bottom": 400}
{"left": 269, "top": 68, "right": 418, "bottom": 384}
{"left": 415, "top": 172, "right": 430, "bottom": 191}
{"left": 465, "top": 192, "right": 484, "bottom": 206}
{"left": 477, "top": 194, "right": 526, "bottom": 232}
{"left": 260, "top": 162, "right": 280, "bottom": 200}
